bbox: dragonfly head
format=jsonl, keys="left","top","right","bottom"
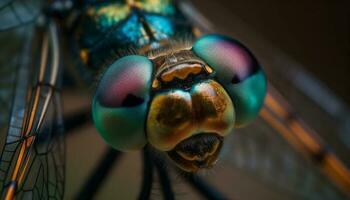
{"left": 146, "top": 34, "right": 267, "bottom": 171}
{"left": 92, "top": 34, "right": 267, "bottom": 172}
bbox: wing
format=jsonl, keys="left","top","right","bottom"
{"left": 0, "top": 0, "right": 42, "bottom": 31}
{"left": 178, "top": 0, "right": 350, "bottom": 199}
{"left": 0, "top": 6, "right": 65, "bottom": 199}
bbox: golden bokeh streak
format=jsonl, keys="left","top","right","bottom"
{"left": 261, "top": 85, "right": 350, "bottom": 197}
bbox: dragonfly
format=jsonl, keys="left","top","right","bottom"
{"left": 0, "top": 0, "right": 349, "bottom": 199}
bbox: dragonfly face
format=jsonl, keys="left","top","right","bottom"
{"left": 92, "top": 34, "right": 267, "bottom": 172}
{"left": 147, "top": 56, "right": 235, "bottom": 171}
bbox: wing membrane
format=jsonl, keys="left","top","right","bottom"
{"left": 18, "top": 91, "right": 65, "bottom": 199}
{"left": 0, "top": 21, "right": 65, "bottom": 199}
{"left": 0, "top": 0, "right": 42, "bottom": 31}
{"left": 0, "top": 25, "right": 33, "bottom": 188}
{"left": 218, "top": 116, "right": 347, "bottom": 199}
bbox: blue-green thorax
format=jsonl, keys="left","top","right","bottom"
{"left": 75, "top": 0, "right": 193, "bottom": 69}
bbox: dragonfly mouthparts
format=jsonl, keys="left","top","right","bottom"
{"left": 167, "top": 133, "right": 223, "bottom": 172}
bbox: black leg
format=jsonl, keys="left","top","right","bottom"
{"left": 64, "top": 108, "right": 91, "bottom": 133}
{"left": 75, "top": 147, "right": 122, "bottom": 200}
{"left": 181, "top": 172, "right": 228, "bottom": 200}
{"left": 154, "top": 159, "right": 175, "bottom": 200}
{"left": 138, "top": 148, "right": 154, "bottom": 200}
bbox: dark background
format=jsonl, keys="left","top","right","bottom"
{"left": 192, "top": 0, "right": 350, "bottom": 103}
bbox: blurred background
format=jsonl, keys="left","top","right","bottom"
{"left": 194, "top": 0, "right": 350, "bottom": 103}
{"left": 62, "top": 0, "right": 350, "bottom": 199}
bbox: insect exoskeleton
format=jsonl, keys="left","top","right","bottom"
{"left": 92, "top": 34, "right": 267, "bottom": 172}
{"left": 147, "top": 49, "right": 234, "bottom": 172}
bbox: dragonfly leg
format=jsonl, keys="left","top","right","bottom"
{"left": 64, "top": 108, "right": 91, "bottom": 133}
{"left": 75, "top": 147, "right": 122, "bottom": 200}
{"left": 153, "top": 157, "right": 175, "bottom": 200}
{"left": 138, "top": 148, "right": 154, "bottom": 200}
{"left": 181, "top": 172, "right": 228, "bottom": 200}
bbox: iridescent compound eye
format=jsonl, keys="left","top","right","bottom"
{"left": 92, "top": 55, "right": 153, "bottom": 151}
{"left": 193, "top": 34, "right": 267, "bottom": 127}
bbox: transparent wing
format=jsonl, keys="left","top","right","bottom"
{"left": 0, "top": 0, "right": 42, "bottom": 31}
{"left": 0, "top": 0, "right": 43, "bottom": 136}
{"left": 0, "top": 21, "right": 35, "bottom": 185}
{"left": 0, "top": 18, "right": 65, "bottom": 200}
{"left": 178, "top": 0, "right": 350, "bottom": 199}
{"left": 218, "top": 112, "right": 348, "bottom": 199}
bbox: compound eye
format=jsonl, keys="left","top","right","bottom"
{"left": 193, "top": 34, "right": 267, "bottom": 127}
{"left": 92, "top": 55, "right": 153, "bottom": 151}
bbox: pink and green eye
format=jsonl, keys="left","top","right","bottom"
{"left": 92, "top": 55, "right": 153, "bottom": 151}
{"left": 193, "top": 34, "right": 267, "bottom": 127}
